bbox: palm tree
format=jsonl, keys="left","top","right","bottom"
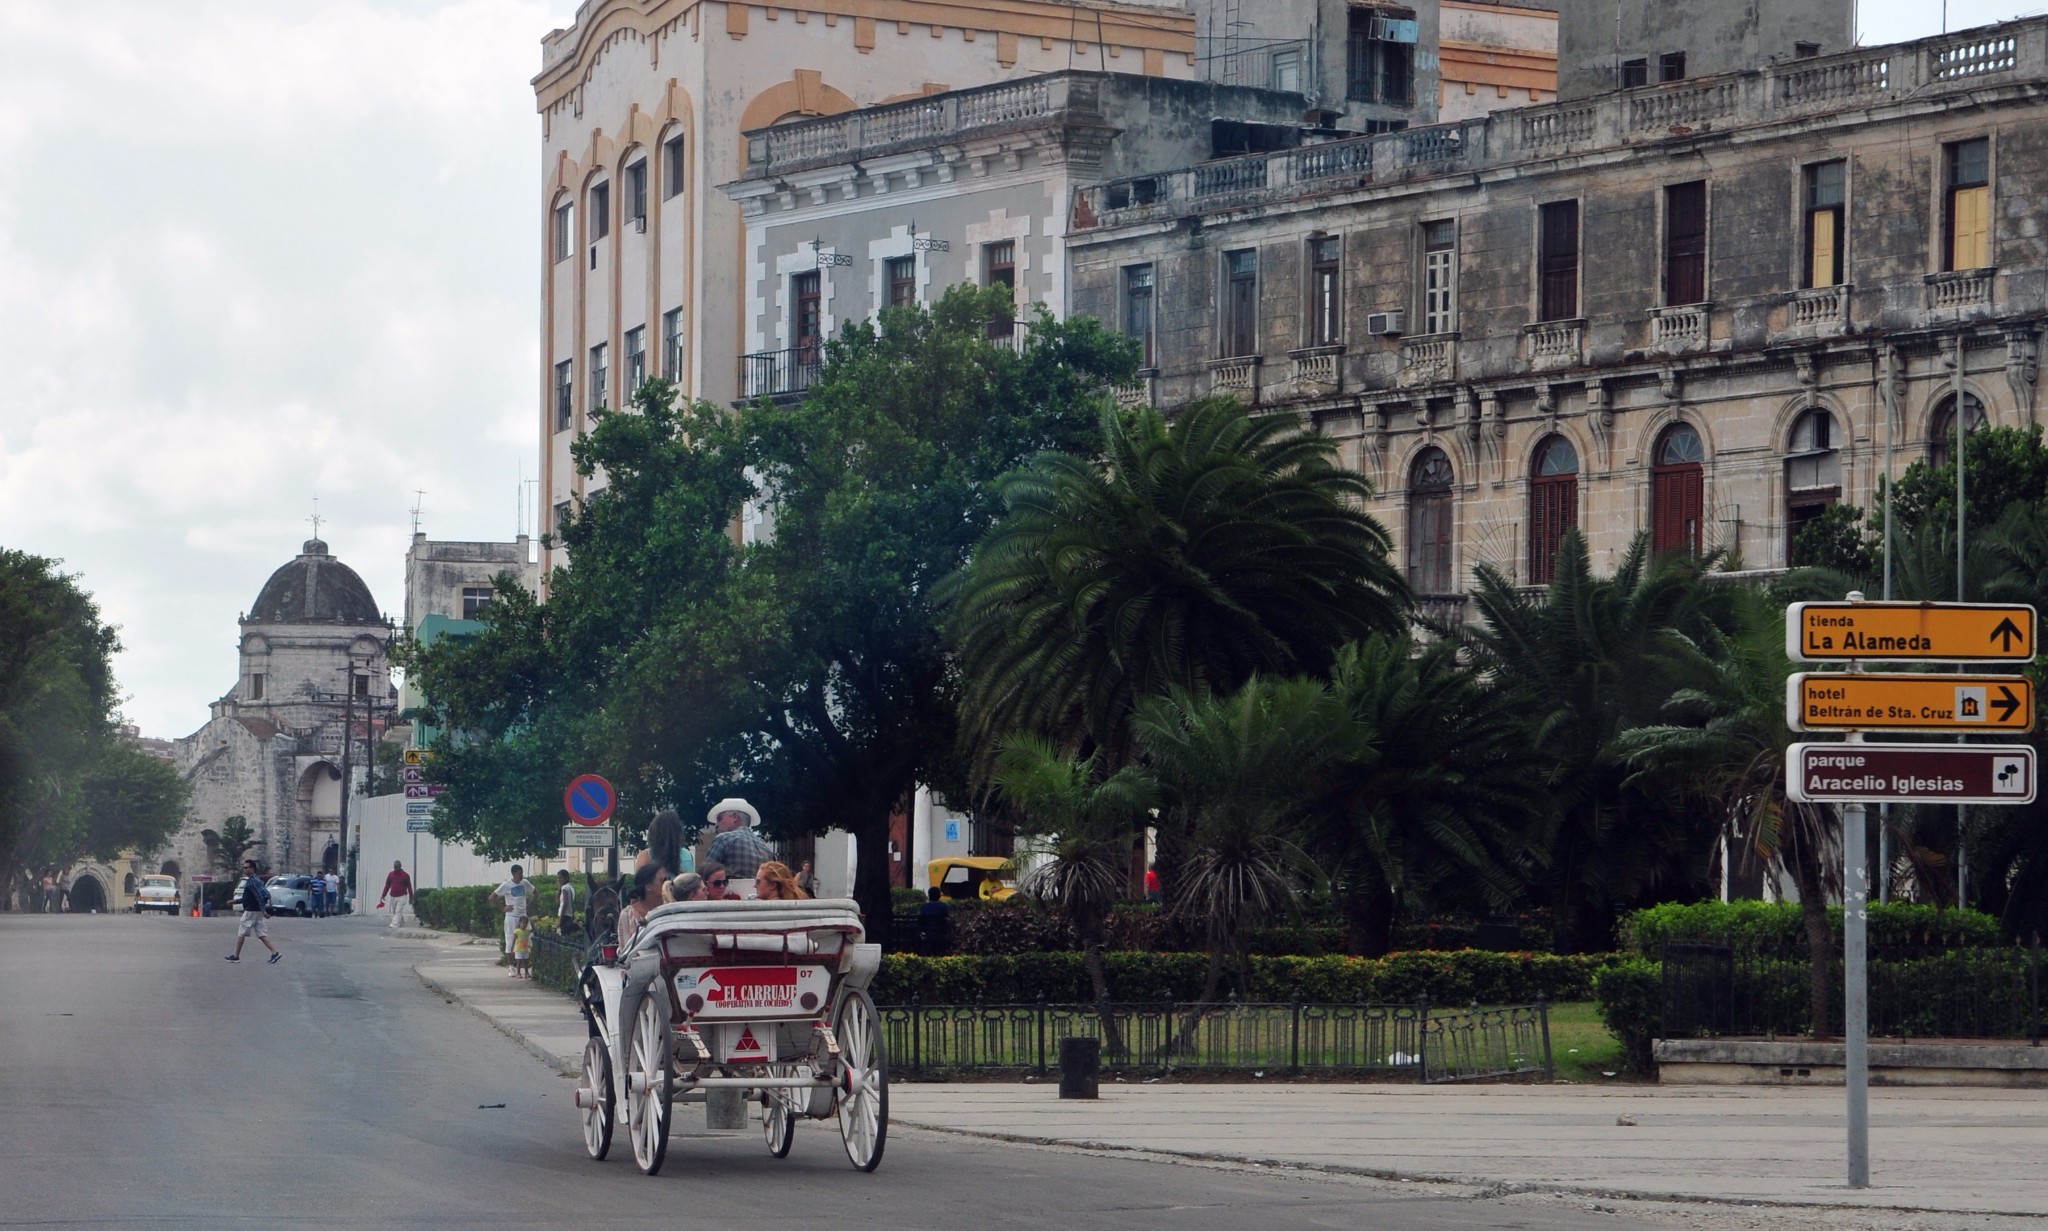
{"left": 1131, "top": 676, "right": 1350, "bottom": 1016}
{"left": 1312, "top": 636, "right": 1550, "bottom": 955}
{"left": 1461, "top": 531, "right": 1738, "bottom": 952}
{"left": 950, "top": 397, "right": 1409, "bottom": 775}
{"left": 990, "top": 734, "right": 1157, "bottom": 1025}
{"left": 1610, "top": 590, "right": 1840, "bottom": 1033}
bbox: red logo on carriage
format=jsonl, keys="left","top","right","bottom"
{"left": 730, "top": 1026, "right": 766, "bottom": 1060}
{"left": 699, "top": 968, "right": 799, "bottom": 1009}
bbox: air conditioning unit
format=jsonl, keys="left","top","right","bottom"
{"left": 633, "top": 215, "right": 647, "bottom": 234}
{"left": 1366, "top": 310, "right": 1405, "bottom": 337}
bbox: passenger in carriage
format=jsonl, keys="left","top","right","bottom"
{"left": 616, "top": 881, "right": 652, "bottom": 949}
{"left": 668, "top": 872, "right": 706, "bottom": 902}
{"left": 698, "top": 862, "right": 742, "bottom": 900}
{"left": 754, "top": 861, "right": 811, "bottom": 901}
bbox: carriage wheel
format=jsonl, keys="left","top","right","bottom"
{"left": 762, "top": 1066, "right": 797, "bottom": 1159}
{"left": 578, "top": 1037, "right": 614, "bottom": 1161}
{"left": 833, "top": 988, "right": 888, "bottom": 1172}
{"left": 627, "top": 995, "right": 672, "bottom": 1175}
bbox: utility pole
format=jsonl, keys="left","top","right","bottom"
{"left": 1955, "top": 332, "right": 1971, "bottom": 908}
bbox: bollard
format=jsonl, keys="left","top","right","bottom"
{"left": 1058, "top": 1036, "right": 1100, "bottom": 1100}
{"left": 705, "top": 1087, "right": 747, "bottom": 1131}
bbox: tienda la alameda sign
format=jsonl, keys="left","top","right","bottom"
{"left": 1788, "top": 601, "right": 2035, "bottom": 663}
{"left": 1786, "top": 742, "right": 2036, "bottom": 804}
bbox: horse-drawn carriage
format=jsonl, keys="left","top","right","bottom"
{"left": 572, "top": 898, "right": 889, "bottom": 1174}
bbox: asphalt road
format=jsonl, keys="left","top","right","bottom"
{"left": 0, "top": 913, "right": 1663, "bottom": 1231}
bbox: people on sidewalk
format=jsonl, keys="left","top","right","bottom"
{"left": 380, "top": 860, "right": 413, "bottom": 928}
{"left": 225, "top": 860, "right": 282, "bottom": 964}
{"left": 490, "top": 866, "right": 531, "bottom": 956}
{"left": 324, "top": 870, "right": 341, "bottom": 916}
{"left": 555, "top": 870, "right": 577, "bottom": 937}
{"left": 510, "top": 917, "right": 533, "bottom": 979}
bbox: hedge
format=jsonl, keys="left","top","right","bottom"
{"left": 1591, "top": 959, "right": 1659, "bottom": 1075}
{"left": 1619, "top": 900, "right": 2001, "bottom": 958}
{"left": 870, "top": 949, "right": 1609, "bottom": 1006}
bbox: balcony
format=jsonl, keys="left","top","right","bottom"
{"left": 1287, "top": 346, "right": 1344, "bottom": 397}
{"left": 738, "top": 347, "right": 822, "bottom": 402}
{"left": 1786, "top": 284, "right": 1851, "bottom": 336}
{"left": 1524, "top": 320, "right": 1584, "bottom": 371}
{"left": 1112, "top": 370, "right": 1158, "bottom": 409}
{"left": 1649, "top": 304, "right": 1709, "bottom": 354}
{"left": 1925, "top": 268, "right": 1995, "bottom": 316}
{"left": 742, "top": 75, "right": 1090, "bottom": 178}
{"left": 1399, "top": 335, "right": 1456, "bottom": 387}
{"left": 1207, "top": 356, "right": 1262, "bottom": 403}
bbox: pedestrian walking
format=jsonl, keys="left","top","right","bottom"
{"left": 308, "top": 874, "right": 326, "bottom": 918}
{"left": 225, "top": 860, "right": 281, "bottom": 964}
{"left": 40, "top": 872, "right": 56, "bottom": 914}
{"left": 379, "top": 860, "right": 413, "bottom": 928}
{"left": 704, "top": 798, "right": 775, "bottom": 892}
{"left": 324, "top": 870, "right": 342, "bottom": 916}
{"left": 555, "top": 870, "right": 578, "bottom": 937}
{"left": 489, "top": 866, "right": 532, "bottom": 962}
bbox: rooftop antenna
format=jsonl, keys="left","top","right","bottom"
{"left": 307, "top": 497, "right": 324, "bottom": 542}
{"left": 410, "top": 490, "right": 426, "bottom": 536}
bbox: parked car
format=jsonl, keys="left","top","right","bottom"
{"left": 266, "top": 875, "right": 316, "bottom": 917}
{"left": 131, "top": 873, "right": 180, "bottom": 915}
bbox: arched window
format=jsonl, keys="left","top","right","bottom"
{"left": 1652, "top": 423, "right": 1706, "bottom": 555}
{"left": 1528, "top": 435, "right": 1580, "bottom": 585}
{"left": 1929, "top": 392, "right": 1986, "bottom": 470}
{"left": 123, "top": 872, "right": 137, "bottom": 896}
{"left": 1407, "top": 448, "right": 1456, "bottom": 594}
{"left": 1785, "top": 409, "right": 1841, "bottom": 561}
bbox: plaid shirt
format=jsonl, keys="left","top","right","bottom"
{"left": 706, "top": 827, "right": 776, "bottom": 881}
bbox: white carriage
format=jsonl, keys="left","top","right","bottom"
{"left": 572, "top": 898, "right": 888, "bottom": 1174}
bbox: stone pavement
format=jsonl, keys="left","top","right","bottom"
{"left": 390, "top": 924, "right": 2048, "bottom": 1220}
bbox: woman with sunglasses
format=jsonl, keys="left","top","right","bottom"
{"left": 696, "top": 861, "right": 741, "bottom": 900}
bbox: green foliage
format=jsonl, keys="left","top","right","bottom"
{"left": 1618, "top": 899, "right": 2003, "bottom": 957}
{"left": 870, "top": 948, "right": 1608, "bottom": 1005}
{"left": 1591, "top": 959, "right": 1660, "bottom": 1075}
{"left": 0, "top": 550, "right": 187, "bottom": 895}
{"left": 413, "top": 885, "right": 507, "bottom": 937}
{"left": 1887, "top": 423, "right": 2048, "bottom": 538}
{"left": 1789, "top": 503, "right": 1878, "bottom": 573}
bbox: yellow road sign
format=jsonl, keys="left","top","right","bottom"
{"left": 1787, "top": 673, "right": 2035, "bottom": 732}
{"left": 1788, "top": 602, "right": 2036, "bottom": 663}
{"left": 402, "top": 748, "right": 424, "bottom": 766}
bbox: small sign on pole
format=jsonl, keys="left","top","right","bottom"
{"left": 406, "top": 817, "right": 433, "bottom": 834}
{"left": 1788, "top": 601, "right": 2035, "bottom": 662}
{"left": 1787, "top": 742, "right": 2036, "bottom": 804}
{"left": 562, "top": 825, "right": 615, "bottom": 848}
{"left": 563, "top": 774, "right": 617, "bottom": 826}
{"left": 1786, "top": 673, "right": 2033, "bottom": 732}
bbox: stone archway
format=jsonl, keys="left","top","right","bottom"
{"left": 68, "top": 874, "right": 107, "bottom": 913}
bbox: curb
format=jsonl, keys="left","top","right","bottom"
{"left": 890, "top": 1120, "right": 2042, "bottom": 1221}
{"left": 413, "top": 960, "right": 584, "bottom": 1079}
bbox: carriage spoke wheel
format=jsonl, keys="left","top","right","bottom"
{"left": 833, "top": 988, "right": 888, "bottom": 1172}
{"left": 627, "top": 995, "right": 672, "bottom": 1175}
{"left": 578, "top": 1037, "right": 614, "bottom": 1161}
{"left": 762, "top": 1065, "right": 797, "bottom": 1159}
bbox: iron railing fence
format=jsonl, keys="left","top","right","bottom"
{"left": 1661, "top": 937, "right": 2044, "bottom": 1043}
{"left": 738, "top": 346, "right": 824, "bottom": 401}
{"left": 880, "top": 996, "right": 1550, "bottom": 1082}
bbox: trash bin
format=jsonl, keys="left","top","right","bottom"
{"left": 1058, "top": 1036, "right": 1099, "bottom": 1100}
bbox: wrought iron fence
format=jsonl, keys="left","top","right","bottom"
{"left": 1661, "top": 937, "right": 2045, "bottom": 1042}
{"left": 738, "top": 346, "right": 823, "bottom": 401}
{"left": 879, "top": 996, "right": 1550, "bottom": 1082}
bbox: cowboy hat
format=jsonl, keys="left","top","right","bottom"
{"left": 706, "top": 797, "right": 761, "bottom": 828}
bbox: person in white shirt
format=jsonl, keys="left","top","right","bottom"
{"left": 323, "top": 870, "right": 341, "bottom": 916}
{"left": 489, "top": 866, "right": 532, "bottom": 967}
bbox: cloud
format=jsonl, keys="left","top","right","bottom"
{"left": 0, "top": 0, "right": 572, "bottom": 738}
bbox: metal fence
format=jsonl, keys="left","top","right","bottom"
{"left": 1661, "top": 938, "right": 2045, "bottom": 1042}
{"left": 880, "top": 996, "right": 1551, "bottom": 1082}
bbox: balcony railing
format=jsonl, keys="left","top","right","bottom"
{"left": 738, "top": 346, "right": 822, "bottom": 401}
{"left": 1787, "top": 284, "right": 1851, "bottom": 333}
{"left": 743, "top": 74, "right": 1084, "bottom": 176}
{"left": 1073, "top": 19, "right": 2047, "bottom": 232}
{"left": 1650, "top": 303, "right": 1709, "bottom": 352}
{"left": 1926, "top": 268, "right": 1995, "bottom": 313}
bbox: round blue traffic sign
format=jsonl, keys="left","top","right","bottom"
{"left": 563, "top": 774, "right": 616, "bottom": 826}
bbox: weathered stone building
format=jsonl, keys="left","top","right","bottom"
{"left": 168, "top": 539, "right": 395, "bottom": 879}
{"left": 1067, "top": 18, "right": 2048, "bottom": 608}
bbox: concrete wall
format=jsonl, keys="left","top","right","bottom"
{"left": 1438, "top": 0, "right": 1557, "bottom": 121}
{"left": 403, "top": 535, "right": 538, "bottom": 630}
{"left": 1558, "top": 0, "right": 1854, "bottom": 100}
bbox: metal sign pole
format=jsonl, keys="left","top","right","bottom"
{"left": 1843, "top": 745, "right": 1870, "bottom": 1189}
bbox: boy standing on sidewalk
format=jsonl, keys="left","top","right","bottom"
{"left": 225, "top": 860, "right": 282, "bottom": 964}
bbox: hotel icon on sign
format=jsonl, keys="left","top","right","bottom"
{"left": 1956, "top": 686, "right": 1986, "bottom": 721}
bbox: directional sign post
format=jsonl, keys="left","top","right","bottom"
{"left": 1787, "top": 673, "right": 2033, "bottom": 733}
{"left": 1787, "top": 742, "right": 2037, "bottom": 804}
{"left": 1789, "top": 601, "right": 2035, "bottom": 662}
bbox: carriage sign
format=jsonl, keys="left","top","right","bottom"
{"left": 674, "top": 965, "right": 829, "bottom": 1016}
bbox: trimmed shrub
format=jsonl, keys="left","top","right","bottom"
{"left": 1620, "top": 900, "right": 2001, "bottom": 958}
{"left": 1592, "top": 959, "right": 1659, "bottom": 1075}
{"left": 413, "top": 885, "right": 501, "bottom": 938}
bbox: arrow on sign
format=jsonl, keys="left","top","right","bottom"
{"left": 1994, "top": 684, "right": 2025, "bottom": 724}
{"left": 1992, "top": 617, "right": 2027, "bottom": 653}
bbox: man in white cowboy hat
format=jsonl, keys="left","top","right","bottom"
{"left": 704, "top": 797, "right": 775, "bottom": 896}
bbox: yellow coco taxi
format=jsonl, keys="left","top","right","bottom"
{"left": 927, "top": 856, "right": 1018, "bottom": 902}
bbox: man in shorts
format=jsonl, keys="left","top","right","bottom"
{"left": 489, "top": 866, "right": 532, "bottom": 966}
{"left": 225, "top": 860, "right": 281, "bottom": 963}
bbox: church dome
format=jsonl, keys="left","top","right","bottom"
{"left": 246, "top": 539, "right": 383, "bottom": 626}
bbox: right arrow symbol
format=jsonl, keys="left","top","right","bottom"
{"left": 1993, "top": 685, "right": 2023, "bottom": 724}
{"left": 1991, "top": 617, "right": 2025, "bottom": 652}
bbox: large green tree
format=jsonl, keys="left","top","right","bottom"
{"left": 403, "top": 286, "right": 1133, "bottom": 939}
{"left": 949, "top": 396, "right": 1409, "bottom": 774}
{"left": 0, "top": 550, "right": 187, "bottom": 903}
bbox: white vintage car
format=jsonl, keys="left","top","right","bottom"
{"left": 132, "top": 873, "right": 181, "bottom": 915}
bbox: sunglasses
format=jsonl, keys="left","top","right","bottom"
{"left": 708, "top": 877, "right": 728, "bottom": 887}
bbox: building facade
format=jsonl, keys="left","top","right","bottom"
{"left": 1556, "top": 0, "right": 1852, "bottom": 100}
{"left": 1438, "top": 0, "right": 1556, "bottom": 122}
{"left": 167, "top": 539, "right": 395, "bottom": 881}
{"left": 533, "top": 0, "right": 1201, "bottom": 581}
{"left": 1067, "top": 19, "right": 2048, "bottom": 608}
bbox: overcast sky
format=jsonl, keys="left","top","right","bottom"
{"left": 0, "top": 0, "right": 2032, "bottom": 740}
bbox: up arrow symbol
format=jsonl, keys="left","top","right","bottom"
{"left": 1991, "top": 617, "right": 2026, "bottom": 653}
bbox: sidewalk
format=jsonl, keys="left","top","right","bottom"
{"left": 395, "top": 927, "right": 2048, "bottom": 1219}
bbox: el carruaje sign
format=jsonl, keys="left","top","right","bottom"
{"left": 1787, "top": 601, "right": 2035, "bottom": 663}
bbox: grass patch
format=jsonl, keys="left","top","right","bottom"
{"left": 1546, "top": 999, "right": 1625, "bottom": 1082}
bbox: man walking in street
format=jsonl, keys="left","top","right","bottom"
{"left": 704, "top": 798, "right": 775, "bottom": 896}
{"left": 489, "top": 866, "right": 531, "bottom": 966}
{"left": 324, "top": 869, "right": 342, "bottom": 916}
{"left": 40, "top": 872, "right": 56, "bottom": 914}
{"left": 380, "top": 860, "right": 413, "bottom": 929}
{"left": 225, "top": 860, "right": 281, "bottom": 963}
